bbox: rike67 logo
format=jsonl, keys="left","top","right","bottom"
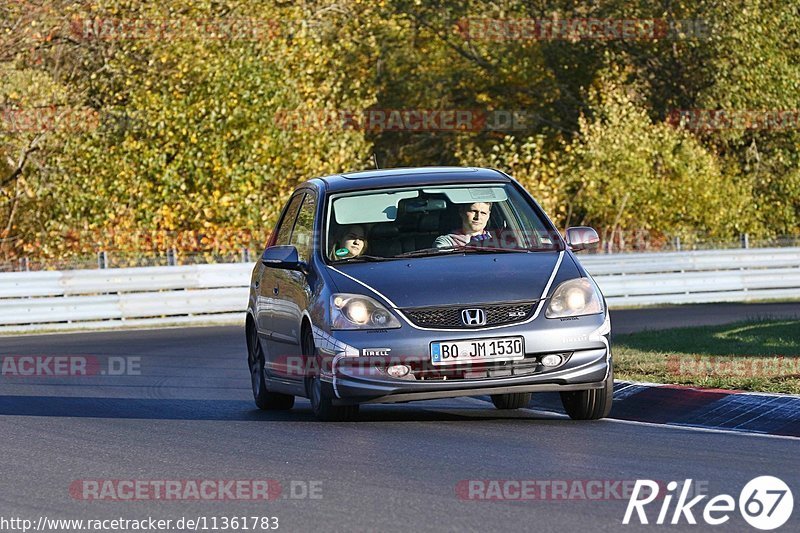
{"left": 624, "top": 476, "right": 793, "bottom": 530}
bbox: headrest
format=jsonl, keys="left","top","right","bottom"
{"left": 369, "top": 224, "right": 399, "bottom": 239}
{"left": 418, "top": 213, "right": 440, "bottom": 232}
{"left": 441, "top": 207, "right": 462, "bottom": 232}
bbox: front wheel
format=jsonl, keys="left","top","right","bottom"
{"left": 560, "top": 363, "right": 614, "bottom": 420}
{"left": 247, "top": 322, "right": 294, "bottom": 410}
{"left": 308, "top": 374, "right": 359, "bottom": 422}
{"left": 490, "top": 392, "right": 531, "bottom": 409}
{"left": 302, "top": 327, "right": 359, "bottom": 422}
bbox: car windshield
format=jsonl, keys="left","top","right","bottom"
{"left": 325, "top": 183, "right": 561, "bottom": 262}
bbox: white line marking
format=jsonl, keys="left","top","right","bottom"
{"left": 602, "top": 417, "right": 800, "bottom": 441}
{"left": 462, "top": 396, "right": 800, "bottom": 441}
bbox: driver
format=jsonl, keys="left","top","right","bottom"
{"left": 434, "top": 202, "right": 492, "bottom": 248}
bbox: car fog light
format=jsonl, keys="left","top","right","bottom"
{"left": 387, "top": 364, "right": 410, "bottom": 378}
{"left": 541, "top": 354, "right": 563, "bottom": 367}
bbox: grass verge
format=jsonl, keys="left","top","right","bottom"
{"left": 614, "top": 319, "right": 800, "bottom": 394}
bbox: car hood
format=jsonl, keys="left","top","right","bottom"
{"left": 325, "top": 252, "right": 572, "bottom": 308}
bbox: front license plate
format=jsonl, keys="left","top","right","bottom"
{"left": 430, "top": 336, "right": 525, "bottom": 366}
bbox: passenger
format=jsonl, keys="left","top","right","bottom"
{"left": 331, "top": 224, "right": 368, "bottom": 259}
{"left": 434, "top": 202, "right": 493, "bottom": 248}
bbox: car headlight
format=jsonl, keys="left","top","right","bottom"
{"left": 545, "top": 278, "right": 603, "bottom": 318}
{"left": 331, "top": 293, "right": 402, "bottom": 330}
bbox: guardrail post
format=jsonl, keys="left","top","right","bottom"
{"left": 241, "top": 248, "right": 250, "bottom": 262}
{"left": 741, "top": 233, "right": 749, "bottom": 249}
{"left": 97, "top": 251, "right": 107, "bottom": 269}
{"left": 674, "top": 236, "right": 681, "bottom": 251}
{"left": 18, "top": 257, "right": 29, "bottom": 271}
{"left": 167, "top": 247, "right": 177, "bottom": 266}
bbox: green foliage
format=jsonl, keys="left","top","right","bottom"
{"left": 4, "top": 1, "right": 378, "bottom": 258}
{"left": 0, "top": 0, "right": 799, "bottom": 263}
{"left": 456, "top": 134, "right": 568, "bottom": 220}
{"left": 561, "top": 78, "right": 754, "bottom": 240}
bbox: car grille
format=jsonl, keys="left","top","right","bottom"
{"left": 400, "top": 301, "right": 538, "bottom": 329}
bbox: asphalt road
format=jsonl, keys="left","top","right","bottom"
{"left": 0, "top": 304, "right": 798, "bottom": 532}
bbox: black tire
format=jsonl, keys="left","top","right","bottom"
{"left": 560, "top": 363, "right": 614, "bottom": 420}
{"left": 303, "top": 327, "right": 359, "bottom": 422}
{"left": 490, "top": 392, "right": 532, "bottom": 410}
{"left": 247, "top": 321, "right": 294, "bottom": 410}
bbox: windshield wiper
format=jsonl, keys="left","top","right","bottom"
{"left": 393, "top": 247, "right": 464, "bottom": 258}
{"left": 393, "top": 245, "right": 553, "bottom": 258}
{"left": 462, "top": 245, "right": 530, "bottom": 253}
{"left": 334, "top": 254, "right": 389, "bottom": 263}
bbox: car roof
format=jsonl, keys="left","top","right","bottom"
{"left": 306, "top": 166, "right": 511, "bottom": 194}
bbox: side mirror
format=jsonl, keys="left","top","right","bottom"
{"left": 261, "top": 245, "right": 307, "bottom": 273}
{"left": 565, "top": 226, "right": 600, "bottom": 252}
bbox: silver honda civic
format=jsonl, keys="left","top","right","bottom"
{"left": 246, "top": 167, "right": 611, "bottom": 421}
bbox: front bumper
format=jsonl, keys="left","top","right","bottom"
{"left": 328, "top": 347, "right": 609, "bottom": 404}
{"left": 315, "top": 312, "right": 611, "bottom": 405}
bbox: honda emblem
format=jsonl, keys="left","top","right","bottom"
{"left": 461, "top": 308, "right": 487, "bottom": 326}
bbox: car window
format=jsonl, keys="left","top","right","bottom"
{"left": 291, "top": 192, "right": 317, "bottom": 262}
{"left": 326, "top": 183, "right": 560, "bottom": 262}
{"left": 273, "top": 193, "right": 304, "bottom": 246}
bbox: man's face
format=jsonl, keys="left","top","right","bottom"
{"left": 460, "top": 203, "right": 491, "bottom": 234}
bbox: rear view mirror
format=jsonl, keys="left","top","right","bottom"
{"left": 565, "top": 227, "right": 600, "bottom": 252}
{"left": 402, "top": 198, "right": 448, "bottom": 213}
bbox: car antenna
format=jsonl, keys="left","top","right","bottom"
{"left": 372, "top": 152, "right": 380, "bottom": 169}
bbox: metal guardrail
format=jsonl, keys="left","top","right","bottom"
{"left": 0, "top": 264, "right": 252, "bottom": 333}
{"left": 580, "top": 247, "right": 800, "bottom": 306}
{"left": 0, "top": 248, "right": 797, "bottom": 333}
